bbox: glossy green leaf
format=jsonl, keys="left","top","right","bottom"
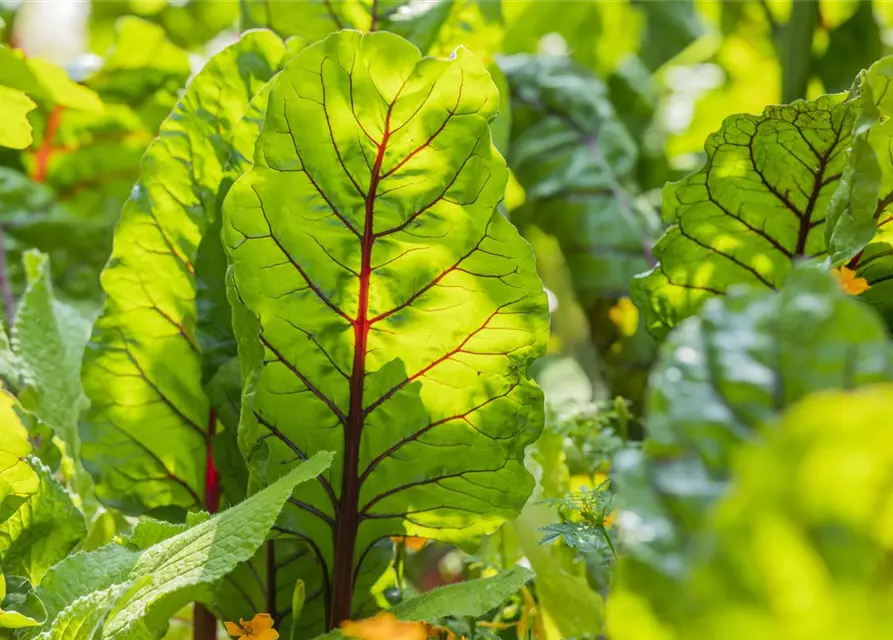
{"left": 501, "top": 53, "right": 659, "bottom": 402}
{"left": 614, "top": 267, "right": 893, "bottom": 625}
{"left": 80, "top": 30, "right": 287, "bottom": 518}
{"left": 0, "top": 457, "right": 86, "bottom": 585}
{"left": 633, "top": 91, "right": 855, "bottom": 335}
{"left": 0, "top": 390, "right": 38, "bottom": 519}
{"left": 0, "top": 573, "right": 46, "bottom": 629}
{"left": 0, "top": 86, "right": 37, "bottom": 150}
{"left": 611, "top": 385, "right": 893, "bottom": 640}
{"left": 391, "top": 566, "right": 533, "bottom": 621}
{"left": 13, "top": 251, "right": 90, "bottom": 456}
{"left": 19, "top": 453, "right": 331, "bottom": 640}
{"left": 224, "top": 30, "right": 548, "bottom": 632}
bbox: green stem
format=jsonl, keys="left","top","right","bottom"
{"left": 780, "top": 0, "right": 819, "bottom": 103}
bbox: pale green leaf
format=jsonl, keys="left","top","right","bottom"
{"left": 0, "top": 390, "right": 37, "bottom": 517}
{"left": 391, "top": 566, "right": 534, "bottom": 622}
{"left": 0, "top": 86, "right": 37, "bottom": 150}
{"left": 0, "top": 46, "right": 102, "bottom": 112}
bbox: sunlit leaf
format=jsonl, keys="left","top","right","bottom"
{"left": 634, "top": 90, "right": 855, "bottom": 335}
{"left": 80, "top": 30, "right": 286, "bottom": 518}
{"left": 224, "top": 30, "right": 548, "bottom": 633}
{"left": 0, "top": 86, "right": 37, "bottom": 150}
{"left": 0, "top": 46, "right": 102, "bottom": 112}
{"left": 0, "top": 390, "right": 38, "bottom": 518}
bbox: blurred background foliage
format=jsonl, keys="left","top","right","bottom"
{"left": 2, "top": 1, "right": 893, "bottom": 639}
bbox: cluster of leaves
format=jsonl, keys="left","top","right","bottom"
{"left": 3, "top": 2, "right": 893, "bottom": 640}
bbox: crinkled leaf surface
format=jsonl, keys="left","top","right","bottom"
{"left": 224, "top": 30, "right": 548, "bottom": 631}
{"left": 18, "top": 453, "right": 331, "bottom": 640}
{"left": 13, "top": 251, "right": 90, "bottom": 456}
{"left": 633, "top": 92, "right": 855, "bottom": 335}
{"left": 614, "top": 267, "right": 893, "bottom": 624}
{"left": 610, "top": 386, "right": 893, "bottom": 640}
{"left": 0, "top": 86, "right": 37, "bottom": 150}
{"left": 0, "top": 391, "right": 38, "bottom": 519}
{"left": 391, "top": 566, "right": 533, "bottom": 621}
{"left": 501, "top": 53, "right": 659, "bottom": 402}
{"left": 0, "top": 457, "right": 85, "bottom": 585}
{"left": 0, "top": 573, "right": 46, "bottom": 629}
{"left": 80, "top": 31, "right": 286, "bottom": 518}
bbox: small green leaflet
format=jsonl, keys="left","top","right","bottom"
{"left": 225, "top": 30, "right": 548, "bottom": 632}
{"left": 0, "top": 573, "right": 46, "bottom": 629}
{"left": 20, "top": 453, "right": 332, "bottom": 640}
{"left": 392, "top": 566, "right": 533, "bottom": 621}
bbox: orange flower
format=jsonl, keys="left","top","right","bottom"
{"left": 390, "top": 535, "right": 428, "bottom": 551}
{"left": 340, "top": 612, "right": 429, "bottom": 640}
{"left": 225, "top": 613, "right": 279, "bottom": 640}
{"left": 832, "top": 266, "right": 870, "bottom": 295}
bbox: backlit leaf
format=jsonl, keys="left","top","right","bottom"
{"left": 0, "top": 390, "right": 38, "bottom": 518}
{"left": 80, "top": 30, "right": 286, "bottom": 517}
{"left": 633, "top": 91, "right": 855, "bottom": 335}
{"left": 0, "top": 86, "right": 37, "bottom": 150}
{"left": 224, "top": 30, "right": 548, "bottom": 633}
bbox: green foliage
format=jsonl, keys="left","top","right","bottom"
{"left": 19, "top": 453, "right": 330, "bottom": 640}
{"left": 0, "top": 573, "right": 45, "bottom": 630}
{"left": 80, "top": 30, "right": 286, "bottom": 517}
{"left": 611, "top": 385, "right": 893, "bottom": 639}
{"left": 0, "top": 391, "right": 37, "bottom": 518}
{"left": 224, "top": 29, "right": 548, "bottom": 633}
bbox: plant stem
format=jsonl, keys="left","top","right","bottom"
{"left": 193, "top": 605, "right": 218, "bottom": 640}
{"left": 780, "top": 0, "right": 818, "bottom": 103}
{"left": 194, "top": 409, "right": 221, "bottom": 640}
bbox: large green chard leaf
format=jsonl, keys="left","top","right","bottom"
{"left": 633, "top": 90, "right": 856, "bottom": 335}
{"left": 0, "top": 391, "right": 38, "bottom": 518}
{"left": 501, "top": 53, "right": 659, "bottom": 403}
{"left": 19, "top": 453, "right": 331, "bottom": 640}
{"left": 614, "top": 266, "right": 893, "bottom": 624}
{"left": 80, "top": 31, "right": 286, "bottom": 518}
{"left": 0, "top": 457, "right": 85, "bottom": 585}
{"left": 610, "top": 386, "right": 893, "bottom": 640}
{"left": 224, "top": 30, "right": 548, "bottom": 632}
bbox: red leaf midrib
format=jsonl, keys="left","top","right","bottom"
{"left": 328, "top": 100, "right": 394, "bottom": 628}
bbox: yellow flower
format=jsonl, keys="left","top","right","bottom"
{"left": 832, "top": 266, "right": 870, "bottom": 295}
{"left": 340, "top": 612, "right": 429, "bottom": 640}
{"left": 225, "top": 613, "right": 279, "bottom": 640}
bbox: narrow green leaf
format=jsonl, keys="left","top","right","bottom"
{"left": 0, "top": 457, "right": 86, "bottom": 585}
{"left": 0, "top": 86, "right": 37, "bottom": 150}
{"left": 0, "top": 573, "right": 46, "bottom": 629}
{"left": 22, "top": 453, "right": 332, "bottom": 640}
{"left": 224, "top": 30, "right": 548, "bottom": 632}
{"left": 391, "top": 566, "right": 533, "bottom": 622}
{"left": 80, "top": 30, "right": 287, "bottom": 517}
{"left": 13, "top": 250, "right": 90, "bottom": 456}
{"left": 633, "top": 92, "right": 856, "bottom": 335}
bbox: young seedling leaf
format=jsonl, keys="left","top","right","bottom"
{"left": 224, "top": 30, "right": 548, "bottom": 632}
